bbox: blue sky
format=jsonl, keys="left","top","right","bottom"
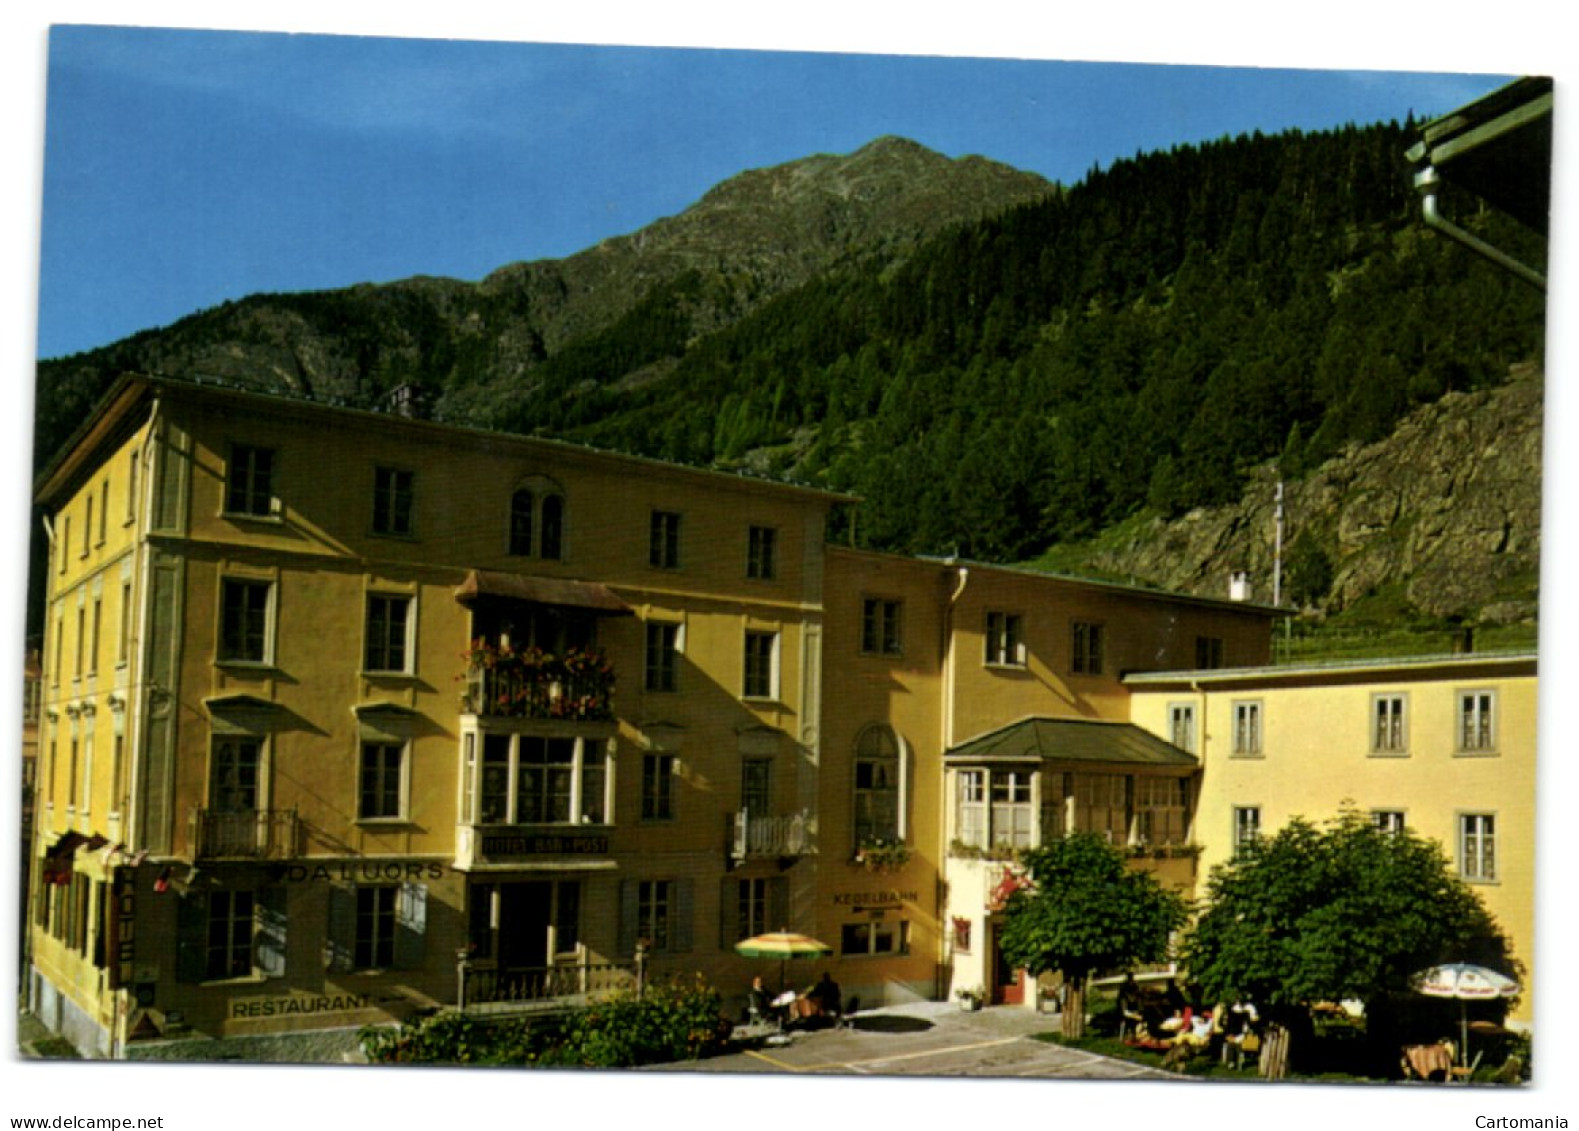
{"left": 36, "top": 26, "right": 1515, "bottom": 359}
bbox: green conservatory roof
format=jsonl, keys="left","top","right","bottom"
{"left": 944, "top": 717, "right": 1196, "bottom": 768}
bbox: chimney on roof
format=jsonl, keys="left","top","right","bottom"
{"left": 386, "top": 383, "right": 427, "bottom": 419}
{"left": 1229, "top": 571, "right": 1252, "bottom": 602}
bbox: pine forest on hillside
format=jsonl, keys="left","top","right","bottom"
{"left": 33, "top": 122, "right": 1548, "bottom": 650}
{"left": 541, "top": 124, "right": 1543, "bottom": 564}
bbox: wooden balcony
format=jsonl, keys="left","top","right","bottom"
{"left": 729, "top": 809, "right": 814, "bottom": 861}
{"left": 190, "top": 807, "right": 299, "bottom": 860}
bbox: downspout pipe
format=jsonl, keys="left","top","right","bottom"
{"left": 1413, "top": 166, "right": 1546, "bottom": 292}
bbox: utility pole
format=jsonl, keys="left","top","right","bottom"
{"left": 1273, "top": 480, "right": 1285, "bottom": 608}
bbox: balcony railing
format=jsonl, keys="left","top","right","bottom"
{"left": 461, "top": 645, "right": 615, "bottom": 721}
{"left": 459, "top": 961, "right": 638, "bottom": 1010}
{"left": 729, "top": 809, "right": 814, "bottom": 860}
{"left": 191, "top": 807, "right": 299, "bottom": 860}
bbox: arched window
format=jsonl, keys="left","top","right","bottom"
{"left": 854, "top": 725, "right": 905, "bottom": 847}
{"left": 506, "top": 477, "right": 567, "bottom": 560}
{"left": 509, "top": 489, "right": 534, "bottom": 556}
{"left": 540, "top": 494, "right": 564, "bottom": 561}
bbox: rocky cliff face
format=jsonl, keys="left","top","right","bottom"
{"left": 1068, "top": 363, "right": 1542, "bottom": 628}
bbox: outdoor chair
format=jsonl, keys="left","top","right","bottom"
{"left": 1449, "top": 1049, "right": 1484, "bottom": 1084}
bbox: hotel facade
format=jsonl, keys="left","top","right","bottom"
{"left": 25, "top": 374, "right": 1536, "bottom": 1058}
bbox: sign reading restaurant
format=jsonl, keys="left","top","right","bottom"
{"left": 231, "top": 993, "right": 371, "bottom": 1020}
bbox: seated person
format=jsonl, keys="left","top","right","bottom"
{"left": 746, "top": 975, "right": 773, "bottom": 1026}
{"left": 809, "top": 972, "right": 842, "bottom": 1022}
{"left": 1117, "top": 974, "right": 1144, "bottom": 1027}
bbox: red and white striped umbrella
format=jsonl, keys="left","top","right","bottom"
{"left": 1411, "top": 963, "right": 1519, "bottom": 1065}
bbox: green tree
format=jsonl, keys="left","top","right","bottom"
{"left": 999, "top": 833, "right": 1188, "bottom": 1038}
{"left": 1181, "top": 809, "right": 1516, "bottom": 1076}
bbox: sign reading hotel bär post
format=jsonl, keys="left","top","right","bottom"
{"left": 476, "top": 831, "right": 612, "bottom": 862}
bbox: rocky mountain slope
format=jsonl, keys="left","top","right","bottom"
{"left": 1044, "top": 362, "right": 1542, "bottom": 635}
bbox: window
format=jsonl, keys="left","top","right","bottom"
{"left": 741, "top": 757, "right": 772, "bottom": 816}
{"left": 1460, "top": 813, "right": 1497, "bottom": 881}
{"left": 743, "top": 631, "right": 779, "bottom": 699}
{"left": 226, "top": 445, "right": 276, "bottom": 517}
{"left": 956, "top": 768, "right": 1034, "bottom": 850}
{"left": 359, "top": 741, "right": 406, "bottom": 820}
{"left": 747, "top": 526, "right": 777, "bottom": 580}
{"left": 210, "top": 738, "right": 262, "bottom": 813}
{"left": 734, "top": 877, "right": 772, "bottom": 942}
{"left": 327, "top": 882, "right": 424, "bottom": 972}
{"left": 1372, "top": 694, "right": 1408, "bottom": 754}
{"left": 1072, "top": 772, "right": 1128, "bottom": 843}
{"left": 356, "top": 886, "right": 398, "bottom": 968}
{"left": 1232, "top": 806, "right": 1261, "bottom": 856}
{"left": 854, "top": 725, "right": 901, "bottom": 846}
{"left": 83, "top": 497, "right": 93, "bottom": 557}
{"left": 1458, "top": 690, "right": 1497, "bottom": 752}
{"left": 645, "top": 622, "right": 680, "bottom": 692}
{"left": 474, "top": 733, "right": 607, "bottom": 825}
{"left": 508, "top": 488, "right": 566, "bottom": 559}
{"left": 1231, "top": 700, "right": 1263, "bottom": 757}
{"left": 88, "top": 598, "right": 101, "bottom": 676}
{"left": 1072, "top": 621, "right": 1104, "bottom": 674}
{"left": 1195, "top": 636, "right": 1224, "bottom": 669}
{"left": 642, "top": 753, "right": 675, "bottom": 820}
{"left": 207, "top": 890, "right": 255, "bottom": 980}
{"left": 841, "top": 919, "right": 910, "bottom": 957}
{"left": 364, "top": 594, "right": 413, "bottom": 674}
{"left": 219, "top": 578, "right": 272, "bottom": 664}
{"left": 861, "top": 598, "right": 902, "bottom": 656}
{"left": 1371, "top": 810, "right": 1406, "bottom": 835}
{"left": 1134, "top": 777, "right": 1190, "bottom": 846}
{"left": 637, "top": 880, "right": 672, "bottom": 951}
{"left": 178, "top": 886, "right": 286, "bottom": 982}
{"left": 984, "top": 612, "right": 1025, "bottom": 667}
{"left": 619, "top": 878, "right": 692, "bottom": 955}
{"left": 75, "top": 605, "right": 84, "bottom": 677}
{"left": 540, "top": 495, "right": 564, "bottom": 560}
{"left": 60, "top": 516, "right": 69, "bottom": 572}
{"left": 649, "top": 510, "right": 681, "bottom": 569}
{"left": 127, "top": 451, "right": 139, "bottom": 523}
{"left": 98, "top": 480, "right": 109, "bottom": 543}
{"left": 1168, "top": 703, "right": 1196, "bottom": 752}
{"left": 118, "top": 581, "right": 132, "bottom": 665}
{"left": 372, "top": 467, "right": 414, "bottom": 536}
{"left": 509, "top": 489, "right": 534, "bottom": 556}
{"left": 519, "top": 738, "right": 576, "bottom": 823}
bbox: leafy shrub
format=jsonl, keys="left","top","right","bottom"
{"left": 358, "top": 975, "right": 731, "bottom": 1068}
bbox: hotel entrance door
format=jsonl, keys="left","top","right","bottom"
{"left": 498, "top": 882, "right": 553, "bottom": 969}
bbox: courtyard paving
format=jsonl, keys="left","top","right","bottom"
{"left": 646, "top": 1000, "right": 1185, "bottom": 1080}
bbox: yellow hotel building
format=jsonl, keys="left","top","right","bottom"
{"left": 25, "top": 373, "right": 1534, "bottom": 1057}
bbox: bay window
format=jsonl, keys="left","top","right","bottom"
{"left": 471, "top": 732, "right": 610, "bottom": 826}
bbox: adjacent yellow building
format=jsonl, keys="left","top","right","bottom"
{"left": 1128, "top": 652, "right": 1537, "bottom": 1021}
{"left": 25, "top": 372, "right": 1535, "bottom": 1057}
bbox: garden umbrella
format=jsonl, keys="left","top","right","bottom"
{"left": 1410, "top": 962, "right": 1520, "bottom": 1066}
{"left": 734, "top": 931, "right": 834, "bottom": 992}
